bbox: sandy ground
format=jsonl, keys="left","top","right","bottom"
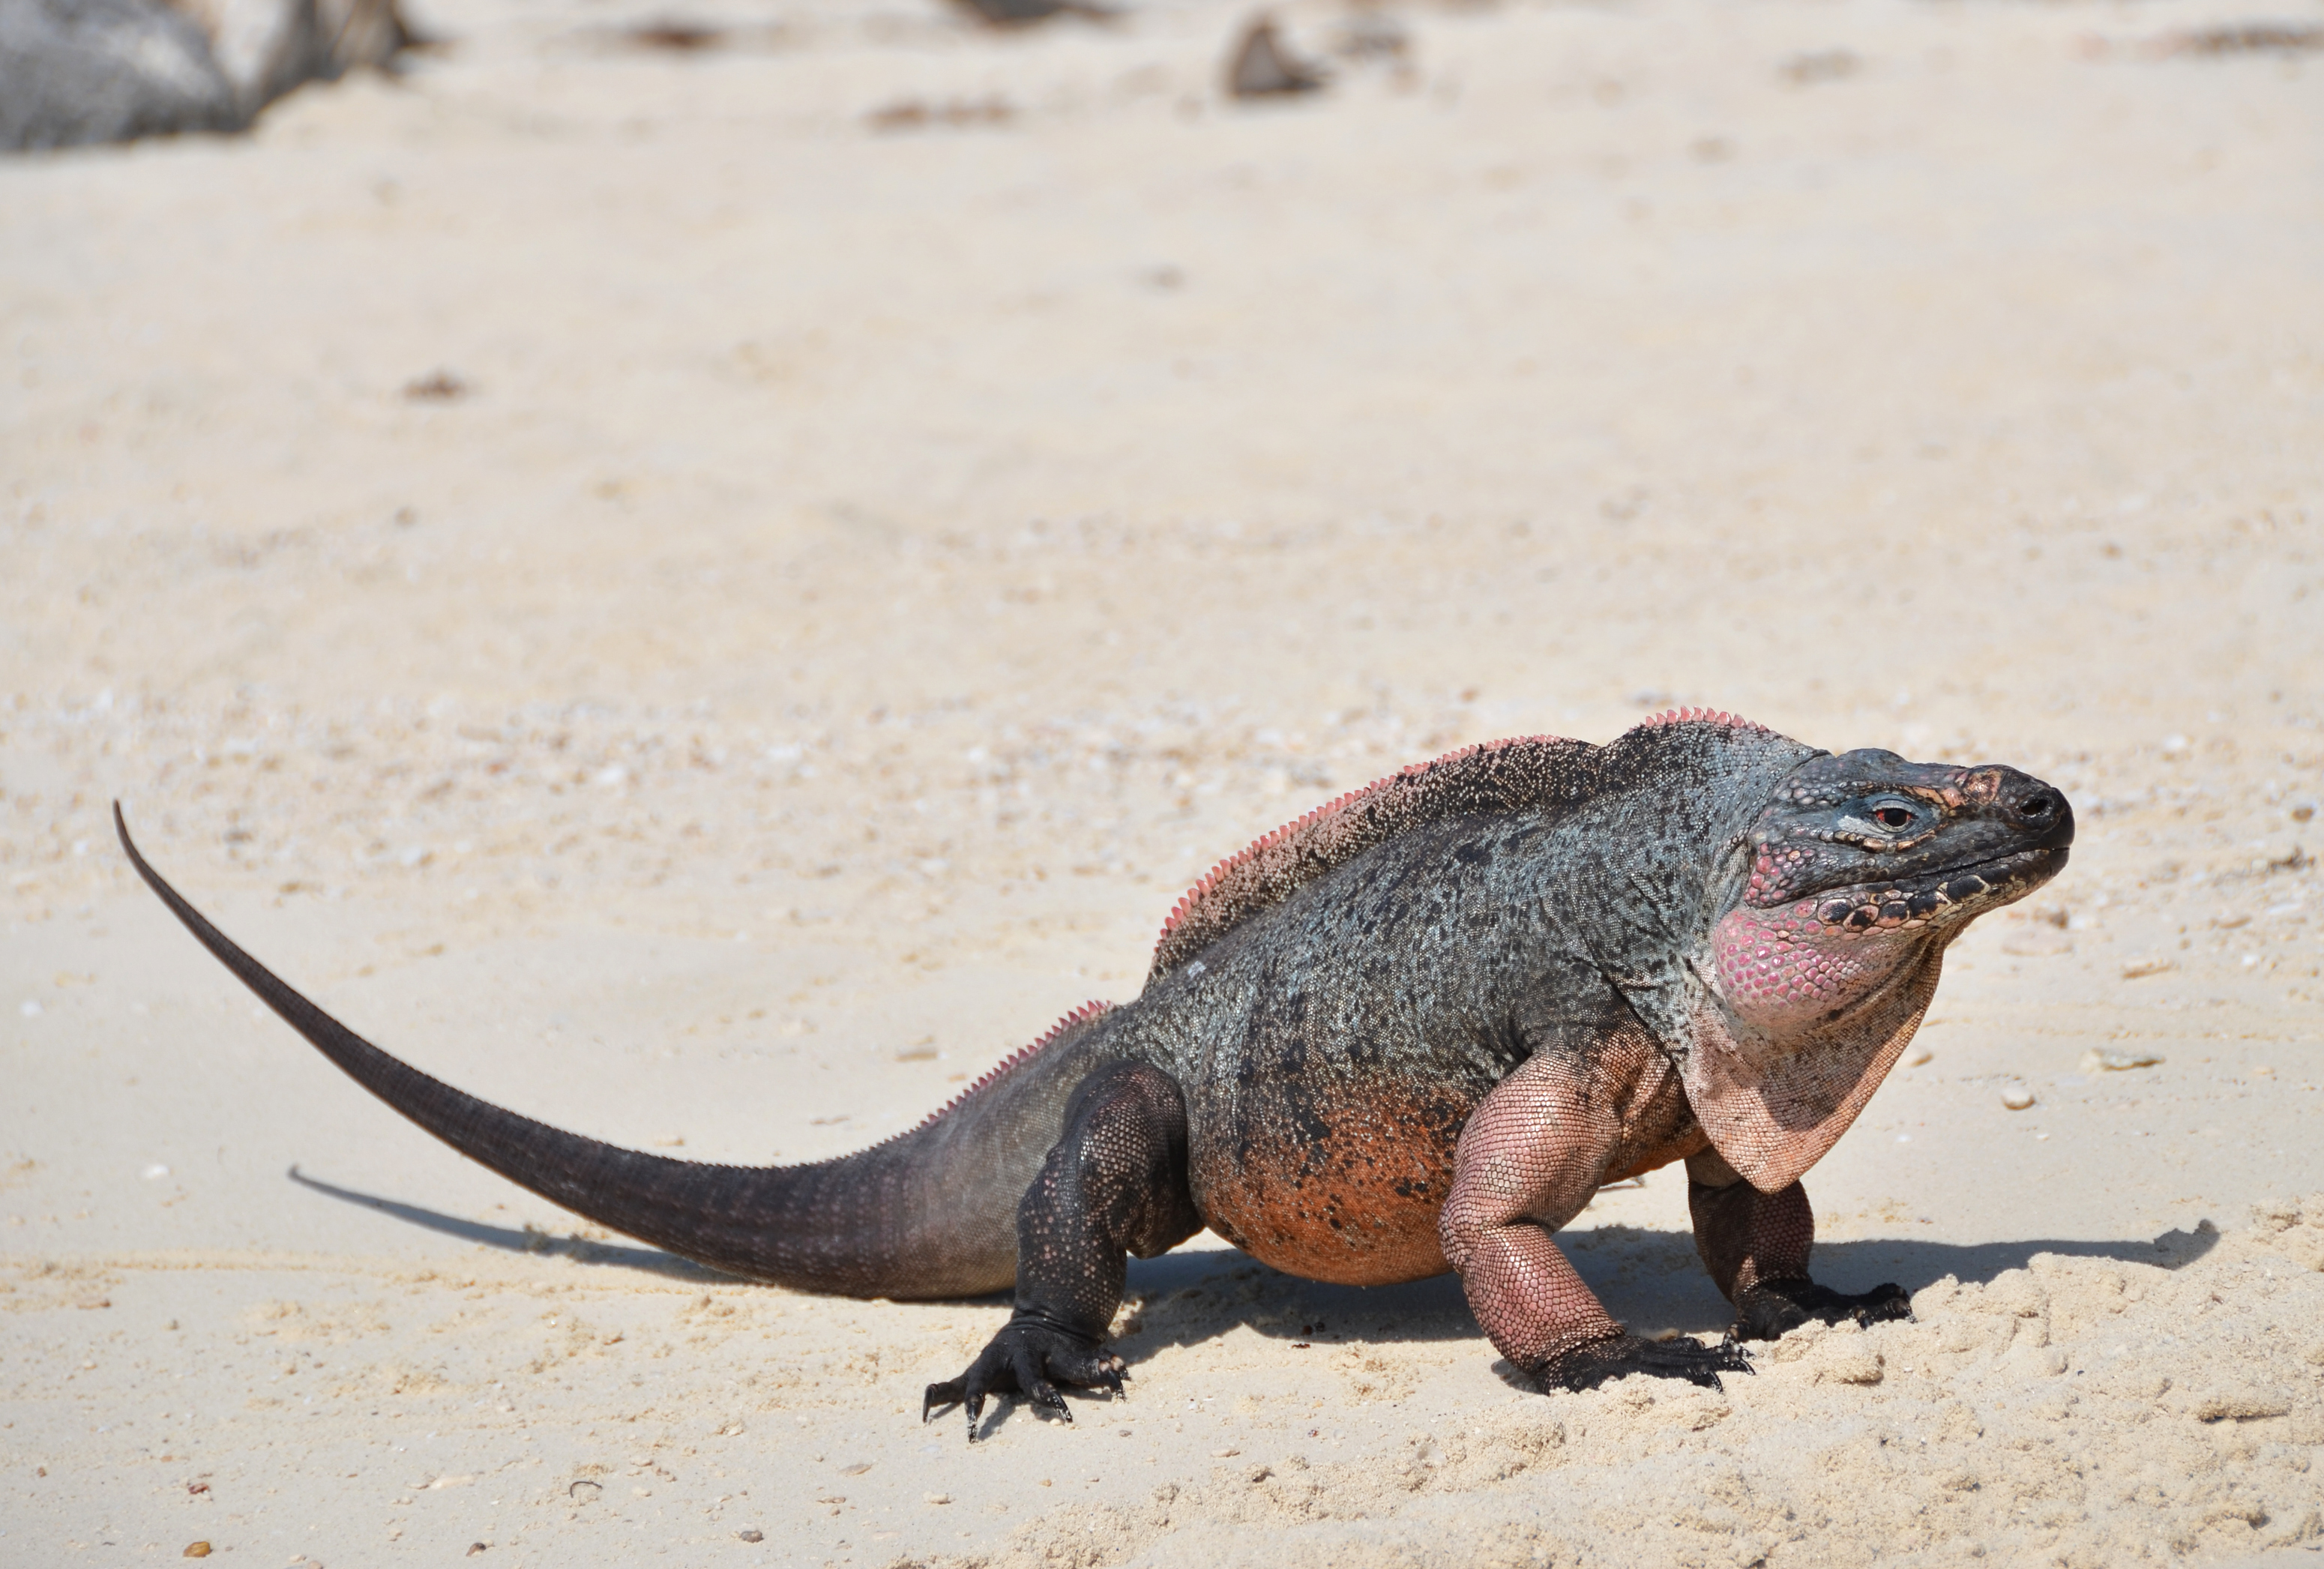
{"left": 4, "top": 0, "right": 2323, "bottom": 1562}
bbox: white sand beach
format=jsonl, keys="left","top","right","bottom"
{"left": 3, "top": 0, "right": 2321, "bottom": 1562}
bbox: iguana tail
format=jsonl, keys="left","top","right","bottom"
{"left": 115, "top": 805, "right": 1118, "bottom": 1299}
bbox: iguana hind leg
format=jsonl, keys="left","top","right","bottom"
{"left": 923, "top": 1059, "right": 1202, "bottom": 1441}
{"left": 1685, "top": 1148, "right": 1911, "bottom": 1339}
{"left": 1442, "top": 1047, "right": 1751, "bottom": 1393}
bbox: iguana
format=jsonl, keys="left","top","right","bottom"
{"left": 113, "top": 709, "right": 2072, "bottom": 1436}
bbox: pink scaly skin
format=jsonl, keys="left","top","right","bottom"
{"left": 1439, "top": 1026, "right": 1745, "bottom": 1385}
{"left": 1716, "top": 767, "right": 2017, "bottom": 1036}
{"left": 112, "top": 716, "right": 2073, "bottom": 1426}
{"left": 1440, "top": 751, "right": 2069, "bottom": 1390}
{"left": 1682, "top": 763, "right": 2052, "bottom": 1195}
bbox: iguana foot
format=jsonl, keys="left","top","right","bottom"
{"left": 1537, "top": 1331, "right": 1754, "bottom": 1394}
{"left": 1733, "top": 1277, "right": 1912, "bottom": 1340}
{"left": 921, "top": 1316, "right": 1127, "bottom": 1442}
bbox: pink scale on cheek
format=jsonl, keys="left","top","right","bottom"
{"left": 1713, "top": 906, "right": 1890, "bottom": 1023}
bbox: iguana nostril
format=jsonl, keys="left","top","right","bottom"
{"left": 113, "top": 714, "right": 2077, "bottom": 1427}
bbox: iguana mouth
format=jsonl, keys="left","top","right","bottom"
{"left": 1805, "top": 843, "right": 2068, "bottom": 933}
{"left": 118, "top": 712, "right": 2072, "bottom": 1427}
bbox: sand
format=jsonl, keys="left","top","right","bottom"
{"left": 3, "top": 0, "right": 2322, "bottom": 1561}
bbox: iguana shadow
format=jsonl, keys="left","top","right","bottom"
{"left": 1107, "top": 1220, "right": 2224, "bottom": 1364}
{"left": 286, "top": 1166, "right": 2221, "bottom": 1360}
{"left": 286, "top": 1166, "right": 737, "bottom": 1283}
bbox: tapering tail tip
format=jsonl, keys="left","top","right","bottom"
{"left": 106, "top": 804, "right": 1049, "bottom": 1298}
{"left": 116, "top": 799, "right": 151, "bottom": 885}
{"left": 115, "top": 800, "right": 157, "bottom": 884}
{"left": 115, "top": 799, "right": 202, "bottom": 932}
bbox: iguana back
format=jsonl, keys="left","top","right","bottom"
{"left": 116, "top": 710, "right": 2072, "bottom": 1435}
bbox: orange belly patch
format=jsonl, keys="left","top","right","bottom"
{"left": 1193, "top": 1081, "right": 1475, "bottom": 1287}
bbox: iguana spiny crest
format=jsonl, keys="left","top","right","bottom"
{"left": 115, "top": 709, "right": 2071, "bottom": 1439}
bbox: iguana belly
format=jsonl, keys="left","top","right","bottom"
{"left": 1188, "top": 1038, "right": 1711, "bottom": 1286}
{"left": 1189, "top": 1077, "right": 1475, "bottom": 1286}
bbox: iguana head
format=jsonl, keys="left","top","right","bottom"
{"left": 1672, "top": 744, "right": 2073, "bottom": 1192}
{"left": 1709, "top": 749, "right": 2074, "bottom": 1035}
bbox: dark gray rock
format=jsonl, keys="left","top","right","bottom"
{"left": 183, "top": 0, "right": 411, "bottom": 119}
{"left": 1, "top": 0, "right": 241, "bottom": 150}
{"left": 1226, "top": 13, "right": 1325, "bottom": 99}
{"left": 2, "top": 0, "right": 409, "bottom": 152}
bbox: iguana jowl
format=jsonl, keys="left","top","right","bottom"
{"left": 115, "top": 710, "right": 2072, "bottom": 1434}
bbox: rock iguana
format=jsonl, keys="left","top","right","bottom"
{"left": 112, "top": 709, "right": 2072, "bottom": 1436}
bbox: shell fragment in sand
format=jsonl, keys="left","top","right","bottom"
{"left": 2080, "top": 1048, "right": 2164, "bottom": 1073}
{"left": 2001, "top": 1085, "right": 2036, "bottom": 1111}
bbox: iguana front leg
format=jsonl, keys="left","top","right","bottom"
{"left": 1685, "top": 1148, "right": 1911, "bottom": 1338}
{"left": 1441, "top": 1050, "right": 1751, "bottom": 1392}
{"left": 923, "top": 1060, "right": 1202, "bottom": 1441}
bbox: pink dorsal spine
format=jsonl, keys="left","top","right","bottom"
{"left": 904, "top": 1001, "right": 1111, "bottom": 1136}
{"left": 1149, "top": 711, "right": 1771, "bottom": 982}
{"left": 1149, "top": 733, "right": 1579, "bottom": 981}
{"left": 1635, "top": 705, "right": 1768, "bottom": 733}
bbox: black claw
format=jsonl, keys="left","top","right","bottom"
{"left": 922, "top": 1379, "right": 964, "bottom": 1424}
{"left": 1734, "top": 1278, "right": 1914, "bottom": 1342}
{"left": 1540, "top": 1331, "right": 1753, "bottom": 1394}
{"left": 1848, "top": 1283, "right": 1914, "bottom": 1327}
{"left": 928, "top": 1315, "right": 1125, "bottom": 1439}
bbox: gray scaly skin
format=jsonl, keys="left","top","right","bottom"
{"left": 114, "top": 709, "right": 2072, "bottom": 1439}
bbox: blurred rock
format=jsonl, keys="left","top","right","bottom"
{"left": 168, "top": 0, "right": 409, "bottom": 115}
{"left": 1, "top": 0, "right": 238, "bottom": 149}
{"left": 1777, "top": 49, "right": 1859, "bottom": 88}
{"left": 2158, "top": 22, "right": 2322, "bottom": 58}
{"left": 948, "top": 0, "right": 1108, "bottom": 25}
{"left": 315, "top": 0, "right": 404, "bottom": 67}
{"left": 0, "top": 0, "right": 408, "bottom": 152}
{"left": 1226, "top": 13, "right": 1325, "bottom": 99}
{"left": 1332, "top": 1, "right": 1407, "bottom": 61}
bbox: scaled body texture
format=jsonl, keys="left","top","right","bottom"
{"left": 117, "top": 710, "right": 2074, "bottom": 1432}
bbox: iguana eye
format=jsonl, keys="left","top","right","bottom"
{"left": 1834, "top": 798, "right": 1924, "bottom": 839}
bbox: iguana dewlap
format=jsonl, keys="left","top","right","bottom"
{"left": 115, "top": 710, "right": 2072, "bottom": 1435}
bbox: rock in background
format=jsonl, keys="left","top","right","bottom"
{"left": 170, "top": 0, "right": 408, "bottom": 118}
{"left": 0, "top": 0, "right": 406, "bottom": 151}
{"left": 0, "top": 0, "right": 238, "bottom": 149}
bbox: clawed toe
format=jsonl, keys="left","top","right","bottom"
{"left": 1541, "top": 1331, "right": 1755, "bottom": 1394}
{"left": 921, "top": 1316, "right": 1131, "bottom": 1440}
{"left": 921, "top": 1378, "right": 966, "bottom": 1424}
{"left": 1849, "top": 1283, "right": 1913, "bottom": 1325}
{"left": 1734, "top": 1278, "right": 1914, "bottom": 1341}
